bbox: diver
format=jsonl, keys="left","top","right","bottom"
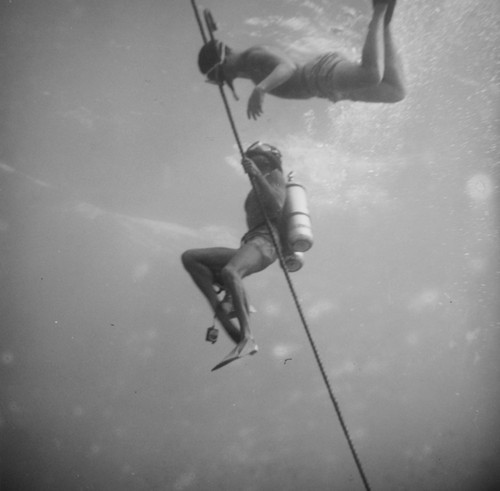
{"left": 198, "top": 0, "right": 405, "bottom": 119}
{"left": 181, "top": 142, "right": 286, "bottom": 370}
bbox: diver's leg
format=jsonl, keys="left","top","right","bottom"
{"left": 331, "top": 2, "right": 386, "bottom": 92}
{"left": 380, "top": 22, "right": 406, "bottom": 100}
{"left": 335, "top": 1, "right": 405, "bottom": 103}
{"left": 220, "top": 241, "right": 269, "bottom": 353}
{"left": 181, "top": 248, "right": 241, "bottom": 343}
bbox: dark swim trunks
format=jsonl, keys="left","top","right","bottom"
{"left": 300, "top": 52, "right": 346, "bottom": 102}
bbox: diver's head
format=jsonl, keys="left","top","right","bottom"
{"left": 244, "top": 141, "right": 282, "bottom": 171}
{"left": 198, "top": 39, "right": 229, "bottom": 84}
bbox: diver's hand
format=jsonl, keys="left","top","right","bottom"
{"left": 242, "top": 157, "right": 260, "bottom": 177}
{"left": 247, "top": 86, "right": 265, "bottom": 120}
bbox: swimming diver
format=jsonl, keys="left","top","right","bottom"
{"left": 198, "top": 0, "right": 405, "bottom": 119}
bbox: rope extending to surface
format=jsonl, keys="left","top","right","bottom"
{"left": 190, "top": 2, "right": 372, "bottom": 489}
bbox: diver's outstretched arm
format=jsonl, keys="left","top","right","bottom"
{"left": 236, "top": 46, "right": 296, "bottom": 120}
{"left": 247, "top": 61, "right": 295, "bottom": 119}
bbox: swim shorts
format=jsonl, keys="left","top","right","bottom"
{"left": 300, "top": 52, "right": 346, "bottom": 103}
{"left": 241, "top": 224, "right": 278, "bottom": 268}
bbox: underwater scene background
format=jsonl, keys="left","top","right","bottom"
{"left": 1, "top": 0, "right": 499, "bottom": 489}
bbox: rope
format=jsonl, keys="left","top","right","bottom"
{"left": 190, "top": 2, "right": 372, "bottom": 489}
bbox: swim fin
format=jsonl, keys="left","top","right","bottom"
{"left": 211, "top": 339, "right": 258, "bottom": 371}
{"left": 211, "top": 345, "right": 241, "bottom": 371}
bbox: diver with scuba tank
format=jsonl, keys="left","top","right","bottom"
{"left": 181, "top": 142, "right": 313, "bottom": 371}
{"left": 182, "top": 142, "right": 285, "bottom": 370}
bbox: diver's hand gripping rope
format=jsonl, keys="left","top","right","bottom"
{"left": 190, "top": 2, "right": 372, "bottom": 490}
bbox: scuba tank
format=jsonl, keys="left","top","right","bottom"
{"left": 284, "top": 250, "right": 304, "bottom": 273}
{"left": 284, "top": 172, "right": 313, "bottom": 253}
{"left": 281, "top": 172, "right": 313, "bottom": 273}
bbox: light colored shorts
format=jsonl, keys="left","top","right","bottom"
{"left": 301, "top": 52, "right": 346, "bottom": 103}
{"left": 241, "top": 224, "right": 278, "bottom": 267}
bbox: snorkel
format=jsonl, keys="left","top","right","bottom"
{"left": 198, "top": 39, "right": 239, "bottom": 101}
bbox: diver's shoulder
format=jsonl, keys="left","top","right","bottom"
{"left": 242, "top": 44, "right": 289, "bottom": 58}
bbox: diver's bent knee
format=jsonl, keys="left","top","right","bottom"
{"left": 393, "top": 87, "right": 406, "bottom": 102}
{"left": 221, "top": 264, "right": 239, "bottom": 283}
{"left": 362, "top": 68, "right": 383, "bottom": 87}
{"left": 181, "top": 250, "right": 196, "bottom": 269}
{"left": 387, "top": 87, "right": 406, "bottom": 103}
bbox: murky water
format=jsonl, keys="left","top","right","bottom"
{"left": 1, "top": 1, "right": 498, "bottom": 489}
